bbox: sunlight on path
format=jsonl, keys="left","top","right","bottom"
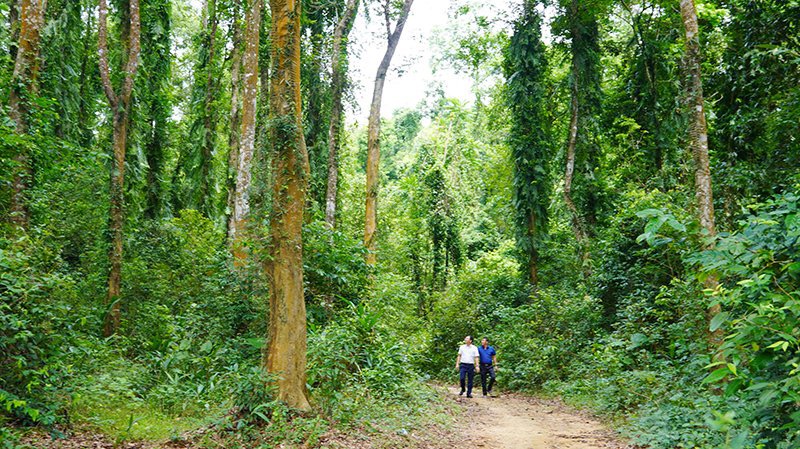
{"left": 447, "top": 387, "right": 628, "bottom": 449}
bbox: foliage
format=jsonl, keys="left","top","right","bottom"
{"left": 503, "top": 2, "right": 551, "bottom": 278}
{"left": 692, "top": 187, "right": 800, "bottom": 447}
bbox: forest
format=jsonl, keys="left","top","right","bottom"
{"left": 0, "top": 0, "right": 798, "bottom": 447}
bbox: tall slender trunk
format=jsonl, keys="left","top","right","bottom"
{"left": 8, "top": 0, "right": 46, "bottom": 230}
{"left": 199, "top": 0, "right": 218, "bottom": 218}
{"left": 680, "top": 0, "right": 721, "bottom": 352}
{"left": 227, "top": 3, "right": 244, "bottom": 243}
{"left": 563, "top": 0, "right": 592, "bottom": 275}
{"left": 324, "top": 0, "right": 359, "bottom": 228}
{"left": 364, "top": 0, "right": 414, "bottom": 265}
{"left": 266, "top": 0, "right": 311, "bottom": 411}
{"left": 230, "top": 0, "right": 257, "bottom": 266}
{"left": 564, "top": 54, "right": 587, "bottom": 247}
{"left": 98, "top": 0, "right": 141, "bottom": 336}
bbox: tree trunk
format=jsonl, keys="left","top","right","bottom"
{"left": 230, "top": 0, "right": 258, "bottom": 266}
{"left": 105, "top": 112, "right": 128, "bottom": 337}
{"left": 564, "top": 54, "right": 587, "bottom": 246}
{"left": 199, "top": 0, "right": 218, "bottom": 218}
{"left": 98, "top": 0, "right": 141, "bottom": 336}
{"left": 324, "top": 0, "right": 359, "bottom": 228}
{"left": 227, "top": 2, "right": 244, "bottom": 244}
{"left": 679, "top": 0, "right": 722, "bottom": 352}
{"left": 8, "top": 0, "right": 45, "bottom": 230}
{"left": 266, "top": 0, "right": 311, "bottom": 411}
{"left": 364, "top": 0, "right": 414, "bottom": 265}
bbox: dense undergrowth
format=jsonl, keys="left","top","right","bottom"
{"left": 424, "top": 184, "right": 800, "bottom": 449}
{"left": 0, "top": 210, "right": 453, "bottom": 447}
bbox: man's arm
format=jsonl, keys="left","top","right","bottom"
{"left": 474, "top": 351, "right": 480, "bottom": 372}
{"left": 492, "top": 354, "right": 497, "bottom": 369}
{"left": 455, "top": 353, "right": 461, "bottom": 370}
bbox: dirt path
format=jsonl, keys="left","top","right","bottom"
{"left": 447, "top": 387, "right": 630, "bottom": 449}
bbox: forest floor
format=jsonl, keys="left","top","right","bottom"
{"left": 18, "top": 386, "right": 632, "bottom": 448}
{"left": 443, "top": 386, "right": 632, "bottom": 449}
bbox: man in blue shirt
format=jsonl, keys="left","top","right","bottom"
{"left": 478, "top": 337, "right": 497, "bottom": 397}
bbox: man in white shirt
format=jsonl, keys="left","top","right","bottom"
{"left": 455, "top": 335, "right": 480, "bottom": 398}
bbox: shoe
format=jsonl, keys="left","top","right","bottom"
{"left": 466, "top": 395, "right": 473, "bottom": 398}
{"left": 459, "top": 390, "right": 464, "bottom": 396}
{"left": 482, "top": 393, "right": 487, "bottom": 397}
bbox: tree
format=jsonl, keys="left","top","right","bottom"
{"left": 98, "top": 0, "right": 142, "bottom": 336}
{"left": 265, "top": 0, "right": 311, "bottom": 410}
{"left": 230, "top": 0, "right": 260, "bottom": 265}
{"left": 8, "top": 0, "right": 46, "bottom": 230}
{"left": 325, "top": 0, "right": 359, "bottom": 228}
{"left": 560, "top": 0, "right": 603, "bottom": 273}
{"left": 504, "top": 1, "right": 551, "bottom": 286}
{"left": 227, "top": 0, "right": 244, "bottom": 240}
{"left": 364, "top": 0, "right": 414, "bottom": 265}
{"left": 679, "top": 0, "right": 721, "bottom": 351}
{"left": 139, "top": 0, "right": 172, "bottom": 220}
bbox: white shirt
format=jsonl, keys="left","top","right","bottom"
{"left": 458, "top": 344, "right": 479, "bottom": 364}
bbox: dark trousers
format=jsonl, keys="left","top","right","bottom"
{"left": 459, "top": 363, "right": 475, "bottom": 396}
{"left": 480, "top": 363, "right": 495, "bottom": 395}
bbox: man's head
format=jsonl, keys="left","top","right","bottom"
{"left": 464, "top": 335, "right": 473, "bottom": 345}
{"left": 481, "top": 337, "right": 489, "bottom": 347}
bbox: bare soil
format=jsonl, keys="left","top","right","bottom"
{"left": 445, "top": 386, "right": 632, "bottom": 449}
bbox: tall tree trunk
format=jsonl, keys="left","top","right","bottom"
{"left": 230, "top": 0, "right": 257, "bottom": 266}
{"left": 8, "top": 0, "right": 46, "bottom": 230}
{"left": 227, "top": 3, "right": 244, "bottom": 243}
{"left": 563, "top": 0, "right": 594, "bottom": 276}
{"left": 98, "top": 0, "right": 141, "bottom": 336}
{"left": 364, "top": 0, "right": 414, "bottom": 265}
{"left": 199, "top": 0, "right": 218, "bottom": 218}
{"left": 266, "top": 0, "right": 311, "bottom": 411}
{"left": 324, "top": 0, "right": 359, "bottom": 228}
{"left": 564, "top": 54, "right": 586, "bottom": 245}
{"left": 680, "top": 0, "right": 721, "bottom": 352}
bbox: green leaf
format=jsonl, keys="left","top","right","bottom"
{"left": 702, "top": 367, "right": 730, "bottom": 384}
{"left": 710, "top": 311, "right": 729, "bottom": 332}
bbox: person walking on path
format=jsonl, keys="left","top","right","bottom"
{"left": 456, "top": 335, "right": 480, "bottom": 398}
{"left": 478, "top": 337, "right": 497, "bottom": 397}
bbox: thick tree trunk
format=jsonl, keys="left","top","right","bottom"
{"left": 364, "top": 0, "right": 414, "bottom": 265}
{"left": 230, "top": 0, "right": 258, "bottom": 266}
{"left": 266, "top": 0, "right": 311, "bottom": 411}
{"left": 679, "top": 0, "right": 722, "bottom": 352}
{"left": 8, "top": 0, "right": 45, "bottom": 230}
{"left": 324, "top": 0, "right": 359, "bottom": 228}
{"left": 98, "top": 0, "right": 141, "bottom": 336}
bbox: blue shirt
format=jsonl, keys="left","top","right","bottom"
{"left": 478, "top": 345, "right": 496, "bottom": 364}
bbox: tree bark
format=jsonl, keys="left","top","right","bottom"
{"left": 266, "top": 0, "right": 311, "bottom": 411}
{"left": 679, "top": 0, "right": 722, "bottom": 352}
{"left": 98, "top": 0, "right": 141, "bottom": 336}
{"left": 227, "top": 1, "right": 244, "bottom": 244}
{"left": 324, "top": 0, "right": 359, "bottom": 228}
{"left": 8, "top": 0, "right": 46, "bottom": 230}
{"left": 563, "top": 0, "right": 592, "bottom": 275}
{"left": 564, "top": 50, "right": 587, "bottom": 246}
{"left": 364, "top": 0, "right": 414, "bottom": 265}
{"left": 199, "top": 0, "right": 219, "bottom": 218}
{"left": 230, "top": 0, "right": 259, "bottom": 266}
